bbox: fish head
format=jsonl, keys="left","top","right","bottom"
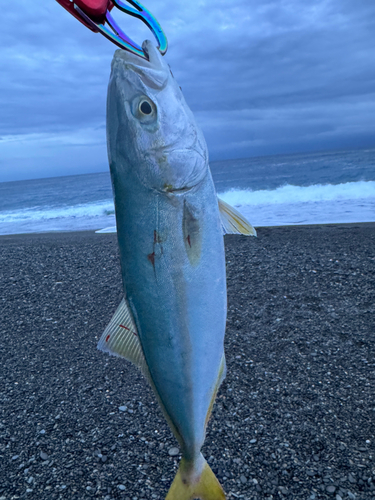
{"left": 107, "top": 40, "right": 209, "bottom": 194}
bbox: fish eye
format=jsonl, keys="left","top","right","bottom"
{"left": 132, "top": 96, "right": 157, "bottom": 125}
{"left": 139, "top": 100, "right": 153, "bottom": 115}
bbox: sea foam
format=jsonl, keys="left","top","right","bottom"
{"left": 218, "top": 181, "right": 375, "bottom": 207}
{"left": 0, "top": 200, "right": 115, "bottom": 224}
{"left": 0, "top": 177, "right": 374, "bottom": 235}
{"left": 218, "top": 181, "right": 375, "bottom": 227}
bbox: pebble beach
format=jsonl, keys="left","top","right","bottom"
{"left": 0, "top": 224, "right": 374, "bottom": 500}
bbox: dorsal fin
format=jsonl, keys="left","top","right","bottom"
{"left": 218, "top": 198, "right": 257, "bottom": 236}
{"left": 97, "top": 298, "right": 147, "bottom": 373}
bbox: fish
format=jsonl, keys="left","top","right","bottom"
{"left": 97, "top": 40, "right": 256, "bottom": 500}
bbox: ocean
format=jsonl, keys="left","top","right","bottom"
{"left": 0, "top": 148, "right": 374, "bottom": 235}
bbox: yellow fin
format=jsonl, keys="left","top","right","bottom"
{"left": 218, "top": 198, "right": 257, "bottom": 236}
{"left": 98, "top": 300, "right": 184, "bottom": 445}
{"left": 166, "top": 457, "right": 226, "bottom": 500}
{"left": 205, "top": 355, "right": 226, "bottom": 427}
{"left": 97, "top": 298, "right": 147, "bottom": 372}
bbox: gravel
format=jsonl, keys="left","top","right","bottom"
{"left": 0, "top": 224, "right": 374, "bottom": 499}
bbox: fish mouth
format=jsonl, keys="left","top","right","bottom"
{"left": 112, "top": 41, "right": 168, "bottom": 90}
{"left": 113, "top": 41, "right": 162, "bottom": 70}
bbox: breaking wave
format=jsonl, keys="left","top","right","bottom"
{"left": 217, "top": 181, "right": 375, "bottom": 207}
{"left": 0, "top": 180, "right": 373, "bottom": 234}
{"left": 0, "top": 200, "right": 115, "bottom": 224}
{"left": 218, "top": 181, "right": 375, "bottom": 227}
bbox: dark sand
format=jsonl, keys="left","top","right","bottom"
{"left": 0, "top": 224, "right": 374, "bottom": 500}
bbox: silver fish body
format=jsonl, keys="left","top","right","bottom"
{"left": 100, "top": 40, "right": 250, "bottom": 499}
{"left": 113, "top": 180, "right": 227, "bottom": 461}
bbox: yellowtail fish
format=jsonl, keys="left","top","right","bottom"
{"left": 97, "top": 40, "right": 256, "bottom": 500}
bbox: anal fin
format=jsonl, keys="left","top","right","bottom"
{"left": 97, "top": 298, "right": 147, "bottom": 373}
{"left": 205, "top": 355, "right": 226, "bottom": 427}
{"left": 218, "top": 198, "right": 257, "bottom": 236}
{"left": 97, "top": 298, "right": 184, "bottom": 446}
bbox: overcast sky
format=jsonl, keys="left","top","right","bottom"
{"left": 1, "top": 0, "right": 374, "bottom": 182}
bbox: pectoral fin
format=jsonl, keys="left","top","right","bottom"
{"left": 97, "top": 298, "right": 147, "bottom": 373}
{"left": 183, "top": 199, "right": 202, "bottom": 266}
{"left": 218, "top": 198, "right": 256, "bottom": 236}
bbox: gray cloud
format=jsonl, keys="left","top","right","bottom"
{"left": 1, "top": 0, "right": 374, "bottom": 180}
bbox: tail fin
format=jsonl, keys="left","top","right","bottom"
{"left": 165, "top": 456, "right": 226, "bottom": 500}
